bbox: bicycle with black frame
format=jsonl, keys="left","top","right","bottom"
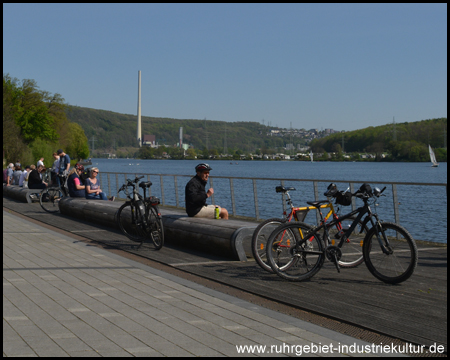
{"left": 117, "top": 175, "right": 164, "bottom": 250}
{"left": 266, "top": 183, "right": 418, "bottom": 284}
{"left": 252, "top": 185, "right": 367, "bottom": 273}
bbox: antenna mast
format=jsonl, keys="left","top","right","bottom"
{"left": 137, "top": 70, "right": 142, "bottom": 147}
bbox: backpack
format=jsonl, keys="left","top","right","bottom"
{"left": 3, "top": 169, "right": 7, "bottom": 183}
{"left": 359, "top": 183, "right": 373, "bottom": 196}
{"left": 335, "top": 191, "right": 352, "bottom": 206}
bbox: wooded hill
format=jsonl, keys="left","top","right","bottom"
{"left": 310, "top": 118, "right": 447, "bottom": 162}
{"left": 65, "top": 105, "right": 447, "bottom": 162}
{"left": 65, "top": 106, "right": 293, "bottom": 153}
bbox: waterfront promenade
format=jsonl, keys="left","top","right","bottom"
{"left": 4, "top": 209, "right": 391, "bottom": 357}
{"left": 3, "top": 196, "right": 447, "bottom": 356}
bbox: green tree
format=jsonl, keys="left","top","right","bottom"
{"left": 66, "top": 123, "right": 90, "bottom": 160}
{"left": 13, "top": 79, "right": 60, "bottom": 143}
{"left": 3, "top": 74, "right": 90, "bottom": 166}
{"left": 209, "top": 148, "right": 219, "bottom": 158}
{"left": 186, "top": 148, "right": 196, "bottom": 159}
{"left": 167, "top": 147, "right": 184, "bottom": 159}
{"left": 202, "top": 147, "right": 210, "bottom": 159}
{"left": 408, "top": 145, "right": 428, "bottom": 162}
{"left": 29, "top": 138, "right": 56, "bottom": 168}
{"left": 366, "top": 142, "right": 384, "bottom": 161}
{"left": 137, "top": 146, "right": 154, "bottom": 159}
{"left": 154, "top": 145, "right": 167, "bottom": 158}
{"left": 3, "top": 77, "right": 27, "bottom": 164}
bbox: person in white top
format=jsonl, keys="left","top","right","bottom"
{"left": 18, "top": 165, "right": 31, "bottom": 187}
{"left": 37, "top": 157, "right": 44, "bottom": 167}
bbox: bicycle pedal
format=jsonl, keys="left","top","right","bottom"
{"left": 330, "top": 254, "right": 341, "bottom": 273}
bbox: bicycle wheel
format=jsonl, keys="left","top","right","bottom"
{"left": 141, "top": 206, "right": 164, "bottom": 250}
{"left": 363, "top": 222, "right": 418, "bottom": 284}
{"left": 266, "top": 222, "right": 324, "bottom": 281}
{"left": 40, "top": 187, "right": 64, "bottom": 213}
{"left": 327, "top": 216, "right": 367, "bottom": 268}
{"left": 117, "top": 202, "right": 144, "bottom": 242}
{"left": 251, "top": 218, "right": 286, "bottom": 273}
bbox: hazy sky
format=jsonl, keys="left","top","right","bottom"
{"left": 3, "top": 3, "right": 447, "bottom": 131}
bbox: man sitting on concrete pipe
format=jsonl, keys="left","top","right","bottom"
{"left": 185, "top": 163, "right": 229, "bottom": 219}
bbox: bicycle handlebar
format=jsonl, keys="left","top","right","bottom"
{"left": 353, "top": 185, "right": 387, "bottom": 199}
{"left": 124, "top": 175, "right": 145, "bottom": 185}
{"left": 119, "top": 175, "right": 146, "bottom": 198}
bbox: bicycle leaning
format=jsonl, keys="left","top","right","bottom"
{"left": 252, "top": 185, "right": 367, "bottom": 273}
{"left": 116, "top": 175, "right": 164, "bottom": 250}
{"left": 266, "top": 183, "right": 418, "bottom": 284}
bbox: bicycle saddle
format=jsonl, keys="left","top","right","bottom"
{"left": 275, "top": 186, "right": 296, "bottom": 193}
{"left": 306, "top": 199, "right": 330, "bottom": 208}
{"left": 139, "top": 181, "right": 152, "bottom": 188}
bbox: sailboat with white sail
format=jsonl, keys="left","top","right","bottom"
{"left": 429, "top": 145, "right": 439, "bottom": 167}
{"left": 310, "top": 150, "right": 314, "bottom": 163}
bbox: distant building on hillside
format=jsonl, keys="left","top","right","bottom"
{"left": 143, "top": 135, "right": 156, "bottom": 147}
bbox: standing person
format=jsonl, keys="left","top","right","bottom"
{"left": 56, "top": 149, "right": 70, "bottom": 186}
{"left": 28, "top": 165, "right": 48, "bottom": 190}
{"left": 85, "top": 167, "right": 114, "bottom": 201}
{"left": 37, "top": 157, "right": 44, "bottom": 167}
{"left": 185, "top": 163, "right": 229, "bottom": 219}
{"left": 12, "top": 164, "right": 23, "bottom": 185}
{"left": 18, "top": 166, "right": 31, "bottom": 187}
{"left": 51, "top": 152, "right": 60, "bottom": 185}
{"left": 24, "top": 165, "right": 35, "bottom": 188}
{"left": 56, "top": 149, "right": 70, "bottom": 175}
{"left": 3, "top": 163, "right": 15, "bottom": 186}
{"left": 67, "top": 163, "right": 86, "bottom": 197}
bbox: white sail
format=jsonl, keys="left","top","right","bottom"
{"left": 429, "top": 145, "right": 439, "bottom": 167}
{"left": 310, "top": 150, "right": 314, "bottom": 163}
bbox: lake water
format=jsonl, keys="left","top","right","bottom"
{"left": 92, "top": 159, "right": 447, "bottom": 244}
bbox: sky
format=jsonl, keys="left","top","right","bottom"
{"left": 3, "top": 3, "right": 447, "bottom": 131}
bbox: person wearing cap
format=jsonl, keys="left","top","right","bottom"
{"left": 67, "top": 163, "right": 86, "bottom": 197}
{"left": 185, "top": 163, "right": 229, "bottom": 219}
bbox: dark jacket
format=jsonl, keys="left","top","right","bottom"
{"left": 185, "top": 175, "right": 208, "bottom": 217}
{"left": 27, "top": 169, "right": 43, "bottom": 188}
{"left": 68, "top": 172, "right": 85, "bottom": 197}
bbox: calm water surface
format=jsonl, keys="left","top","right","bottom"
{"left": 93, "top": 159, "right": 447, "bottom": 244}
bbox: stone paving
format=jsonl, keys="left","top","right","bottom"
{"left": 3, "top": 210, "right": 401, "bottom": 357}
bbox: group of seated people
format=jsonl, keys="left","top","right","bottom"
{"left": 4, "top": 163, "right": 33, "bottom": 187}
{"left": 4, "top": 159, "right": 113, "bottom": 202}
{"left": 6, "top": 160, "right": 231, "bottom": 215}
{"left": 67, "top": 163, "right": 114, "bottom": 201}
